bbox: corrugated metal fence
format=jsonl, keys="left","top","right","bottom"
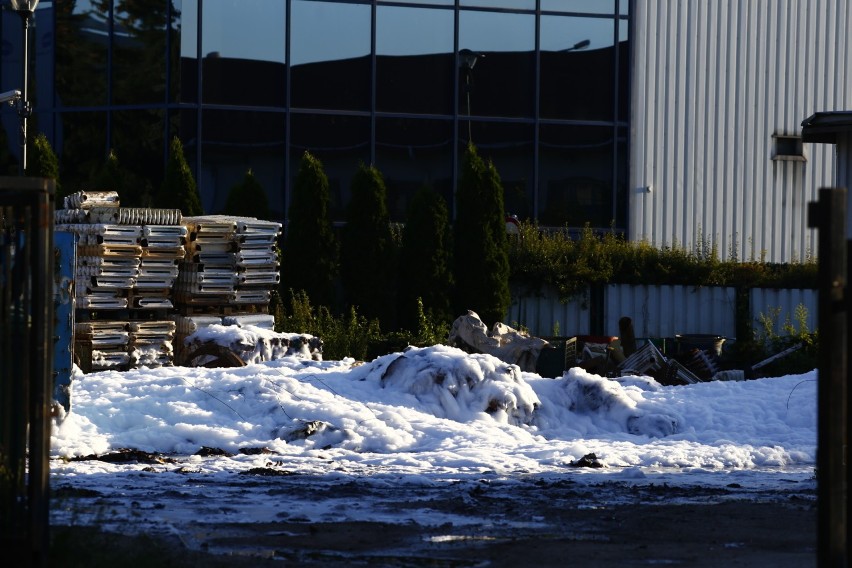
{"left": 507, "top": 284, "right": 817, "bottom": 341}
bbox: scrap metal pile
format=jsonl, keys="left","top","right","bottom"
{"left": 55, "top": 191, "right": 310, "bottom": 372}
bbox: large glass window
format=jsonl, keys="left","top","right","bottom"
{"left": 459, "top": 10, "right": 535, "bottom": 119}
{"left": 200, "top": 109, "right": 286, "bottom": 217}
{"left": 54, "top": 0, "right": 108, "bottom": 107}
{"left": 200, "top": 0, "right": 286, "bottom": 107}
{"left": 540, "top": 14, "right": 616, "bottom": 120}
{"left": 376, "top": 117, "right": 453, "bottom": 221}
{"left": 541, "top": 0, "right": 615, "bottom": 13}
{"left": 112, "top": 1, "right": 173, "bottom": 105}
{"left": 290, "top": 113, "right": 370, "bottom": 221}
{"left": 467, "top": 121, "right": 534, "bottom": 221}
{"left": 180, "top": 0, "right": 199, "bottom": 103}
{"left": 461, "top": 0, "right": 535, "bottom": 9}
{"left": 56, "top": 111, "right": 107, "bottom": 192}
{"left": 376, "top": 6, "right": 454, "bottom": 115}
{"left": 538, "top": 124, "right": 614, "bottom": 228}
{"left": 290, "top": 1, "right": 371, "bottom": 111}
{"left": 112, "top": 109, "right": 167, "bottom": 203}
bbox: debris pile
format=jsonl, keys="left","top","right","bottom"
{"left": 448, "top": 311, "right": 550, "bottom": 373}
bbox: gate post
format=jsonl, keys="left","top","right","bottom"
{"left": 808, "top": 187, "right": 848, "bottom": 567}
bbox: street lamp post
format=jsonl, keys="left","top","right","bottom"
{"left": 4, "top": 0, "right": 39, "bottom": 176}
{"left": 459, "top": 49, "right": 484, "bottom": 144}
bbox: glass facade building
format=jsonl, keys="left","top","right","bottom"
{"left": 0, "top": 0, "right": 629, "bottom": 229}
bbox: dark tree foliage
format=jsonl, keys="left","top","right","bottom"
{"left": 157, "top": 136, "right": 203, "bottom": 215}
{"left": 280, "top": 151, "right": 339, "bottom": 309}
{"left": 90, "top": 149, "right": 154, "bottom": 208}
{"left": 340, "top": 163, "right": 397, "bottom": 329}
{"left": 223, "top": 169, "right": 271, "bottom": 219}
{"left": 27, "top": 133, "right": 62, "bottom": 199}
{"left": 397, "top": 185, "right": 454, "bottom": 332}
{"left": 453, "top": 143, "right": 511, "bottom": 326}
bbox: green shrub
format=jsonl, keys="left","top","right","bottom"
{"left": 90, "top": 149, "right": 153, "bottom": 208}
{"left": 397, "top": 185, "right": 454, "bottom": 332}
{"left": 28, "top": 132, "right": 62, "bottom": 198}
{"left": 340, "top": 163, "right": 397, "bottom": 329}
{"left": 508, "top": 220, "right": 817, "bottom": 302}
{"left": 275, "top": 289, "right": 382, "bottom": 361}
{"left": 280, "top": 152, "right": 339, "bottom": 310}
{"left": 222, "top": 169, "right": 271, "bottom": 219}
{"left": 157, "top": 136, "right": 203, "bottom": 215}
{"left": 453, "top": 143, "right": 511, "bottom": 326}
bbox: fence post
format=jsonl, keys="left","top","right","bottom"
{"left": 808, "top": 187, "right": 848, "bottom": 567}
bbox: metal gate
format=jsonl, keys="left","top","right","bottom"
{"left": 1, "top": 176, "right": 55, "bottom": 567}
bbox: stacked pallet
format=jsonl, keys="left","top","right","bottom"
{"left": 175, "top": 215, "right": 282, "bottom": 310}
{"left": 56, "top": 191, "right": 185, "bottom": 371}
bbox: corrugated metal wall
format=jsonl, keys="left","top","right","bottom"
{"left": 604, "top": 284, "right": 736, "bottom": 338}
{"left": 508, "top": 284, "right": 815, "bottom": 341}
{"left": 630, "top": 0, "right": 851, "bottom": 262}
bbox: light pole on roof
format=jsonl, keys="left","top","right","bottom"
{"left": 3, "top": 0, "right": 39, "bottom": 176}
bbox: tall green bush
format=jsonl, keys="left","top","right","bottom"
{"left": 27, "top": 133, "right": 62, "bottom": 199}
{"left": 280, "top": 152, "right": 339, "bottom": 309}
{"left": 223, "top": 168, "right": 271, "bottom": 219}
{"left": 397, "top": 185, "right": 454, "bottom": 331}
{"left": 453, "top": 143, "right": 510, "bottom": 326}
{"left": 157, "top": 136, "right": 203, "bottom": 215}
{"left": 91, "top": 149, "right": 153, "bottom": 208}
{"left": 340, "top": 162, "right": 397, "bottom": 329}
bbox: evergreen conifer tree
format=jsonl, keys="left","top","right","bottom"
{"left": 280, "top": 152, "right": 339, "bottom": 309}
{"left": 340, "top": 163, "right": 397, "bottom": 329}
{"left": 453, "top": 143, "right": 511, "bottom": 326}
{"left": 157, "top": 136, "right": 203, "bottom": 215}
{"left": 27, "top": 133, "right": 62, "bottom": 199}
{"left": 91, "top": 149, "right": 153, "bottom": 208}
{"left": 223, "top": 169, "right": 271, "bottom": 219}
{"left": 397, "top": 185, "right": 454, "bottom": 332}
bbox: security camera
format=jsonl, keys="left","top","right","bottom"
{"left": 0, "top": 89, "right": 22, "bottom": 105}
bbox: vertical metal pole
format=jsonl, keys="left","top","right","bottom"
{"left": 18, "top": 11, "right": 31, "bottom": 176}
{"left": 809, "top": 187, "right": 848, "bottom": 567}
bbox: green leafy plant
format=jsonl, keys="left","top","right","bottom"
{"left": 508, "top": 220, "right": 817, "bottom": 302}
{"left": 275, "top": 289, "right": 382, "bottom": 361}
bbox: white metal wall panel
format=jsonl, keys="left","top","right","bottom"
{"left": 604, "top": 284, "right": 737, "bottom": 339}
{"left": 630, "top": 0, "right": 850, "bottom": 263}
{"left": 749, "top": 288, "right": 818, "bottom": 336}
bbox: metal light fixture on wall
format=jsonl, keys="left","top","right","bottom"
{"left": 3, "top": 0, "right": 39, "bottom": 175}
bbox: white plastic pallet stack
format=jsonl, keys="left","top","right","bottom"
{"left": 176, "top": 215, "right": 281, "bottom": 309}
{"left": 56, "top": 191, "right": 185, "bottom": 371}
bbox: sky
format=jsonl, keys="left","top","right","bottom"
{"left": 49, "top": 323, "right": 818, "bottom": 543}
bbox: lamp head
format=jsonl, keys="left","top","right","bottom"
{"left": 5, "top": 0, "right": 39, "bottom": 15}
{"left": 459, "top": 48, "right": 484, "bottom": 70}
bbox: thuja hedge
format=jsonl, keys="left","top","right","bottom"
{"left": 508, "top": 222, "right": 818, "bottom": 302}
